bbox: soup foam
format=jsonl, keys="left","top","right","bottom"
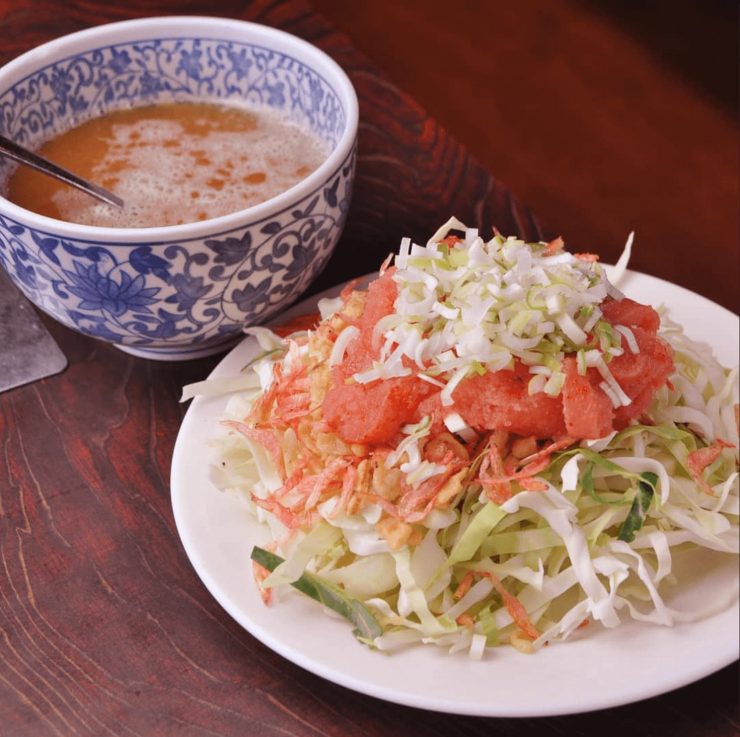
{"left": 7, "top": 102, "right": 330, "bottom": 228}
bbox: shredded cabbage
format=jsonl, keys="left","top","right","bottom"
{"left": 190, "top": 221, "right": 739, "bottom": 658}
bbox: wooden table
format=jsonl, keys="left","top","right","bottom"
{"left": 0, "top": 1, "right": 737, "bottom": 735}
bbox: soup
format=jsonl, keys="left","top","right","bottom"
{"left": 6, "top": 102, "right": 329, "bottom": 228}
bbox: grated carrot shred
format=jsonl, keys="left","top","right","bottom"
{"left": 224, "top": 420, "right": 286, "bottom": 479}
{"left": 302, "top": 458, "right": 352, "bottom": 511}
{"left": 518, "top": 477, "right": 549, "bottom": 491}
{"left": 328, "top": 462, "right": 359, "bottom": 519}
{"left": 479, "top": 442, "right": 512, "bottom": 503}
{"left": 543, "top": 236, "right": 564, "bottom": 256}
{"left": 252, "top": 559, "right": 273, "bottom": 604}
{"left": 484, "top": 571, "right": 539, "bottom": 641}
{"left": 398, "top": 462, "right": 465, "bottom": 519}
{"left": 452, "top": 570, "right": 539, "bottom": 641}
{"left": 456, "top": 614, "right": 475, "bottom": 627}
{"left": 251, "top": 496, "right": 303, "bottom": 529}
{"left": 453, "top": 571, "right": 475, "bottom": 600}
{"left": 687, "top": 438, "right": 735, "bottom": 496}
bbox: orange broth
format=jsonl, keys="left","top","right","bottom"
{"left": 7, "top": 102, "right": 329, "bottom": 228}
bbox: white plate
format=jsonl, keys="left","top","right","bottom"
{"left": 171, "top": 268, "right": 739, "bottom": 717}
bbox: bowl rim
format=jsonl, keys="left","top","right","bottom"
{"left": 0, "top": 15, "right": 359, "bottom": 243}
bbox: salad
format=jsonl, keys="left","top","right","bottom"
{"left": 186, "top": 218, "right": 739, "bottom": 657}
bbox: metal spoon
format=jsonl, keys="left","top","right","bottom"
{"left": 0, "top": 133, "right": 123, "bottom": 208}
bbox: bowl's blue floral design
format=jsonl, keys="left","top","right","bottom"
{"left": 0, "top": 33, "right": 355, "bottom": 358}
{"left": 0, "top": 37, "right": 345, "bottom": 151}
{"left": 0, "top": 148, "right": 354, "bottom": 352}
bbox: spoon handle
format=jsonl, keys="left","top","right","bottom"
{"left": 0, "top": 133, "right": 123, "bottom": 209}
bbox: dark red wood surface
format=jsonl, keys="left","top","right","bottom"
{"left": 0, "top": 2, "right": 736, "bottom": 736}
{"left": 312, "top": 0, "right": 739, "bottom": 314}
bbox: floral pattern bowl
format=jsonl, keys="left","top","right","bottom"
{"left": 0, "top": 16, "right": 357, "bottom": 360}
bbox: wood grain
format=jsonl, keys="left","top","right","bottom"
{"left": 311, "top": 0, "right": 739, "bottom": 312}
{"left": 0, "top": 1, "right": 736, "bottom": 736}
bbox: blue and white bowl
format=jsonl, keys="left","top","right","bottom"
{"left": 0, "top": 16, "right": 357, "bottom": 360}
